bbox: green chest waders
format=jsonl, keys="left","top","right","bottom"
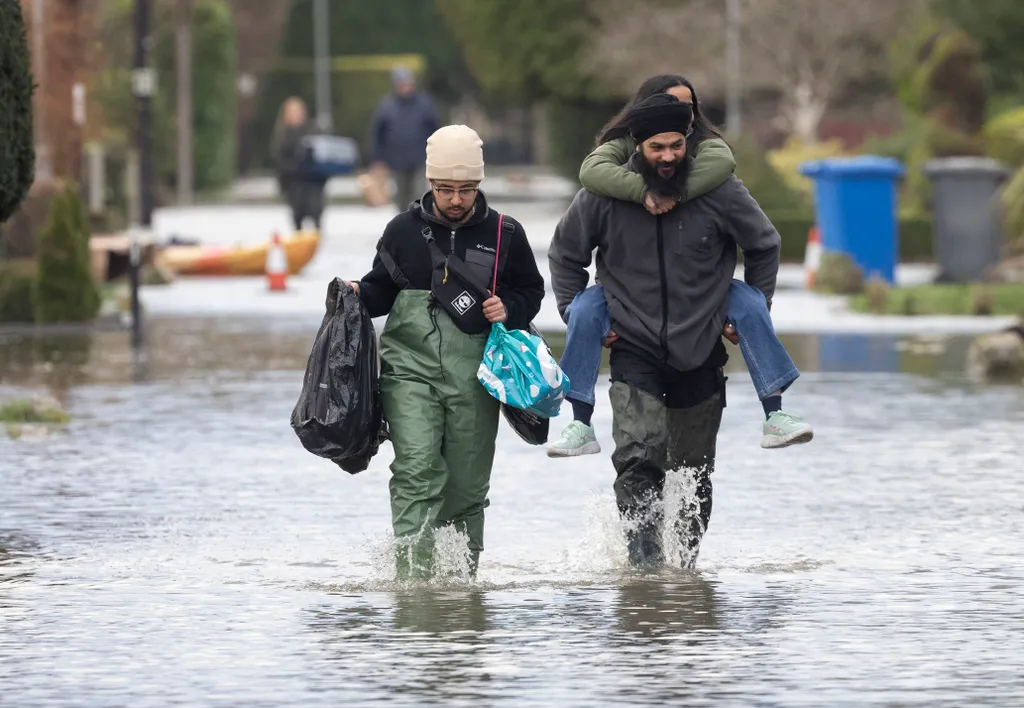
{"left": 379, "top": 291, "right": 500, "bottom": 579}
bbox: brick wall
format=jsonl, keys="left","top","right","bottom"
{"left": 19, "top": 0, "right": 106, "bottom": 183}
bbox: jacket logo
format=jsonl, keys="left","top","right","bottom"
{"left": 452, "top": 291, "right": 476, "bottom": 315}
{"left": 475, "top": 245, "right": 496, "bottom": 253}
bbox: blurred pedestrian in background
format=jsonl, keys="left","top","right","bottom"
{"left": 272, "top": 97, "right": 327, "bottom": 232}
{"left": 369, "top": 67, "right": 442, "bottom": 211}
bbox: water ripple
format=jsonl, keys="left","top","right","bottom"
{"left": 1, "top": 333, "right": 1023, "bottom": 705}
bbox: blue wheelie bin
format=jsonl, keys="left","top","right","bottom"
{"left": 799, "top": 156, "right": 905, "bottom": 283}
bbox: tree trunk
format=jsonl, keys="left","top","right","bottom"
{"left": 782, "top": 80, "right": 827, "bottom": 144}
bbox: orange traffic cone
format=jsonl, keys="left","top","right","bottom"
{"left": 804, "top": 225, "right": 822, "bottom": 289}
{"left": 267, "top": 232, "right": 288, "bottom": 292}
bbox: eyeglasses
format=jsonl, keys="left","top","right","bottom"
{"left": 432, "top": 183, "right": 479, "bottom": 200}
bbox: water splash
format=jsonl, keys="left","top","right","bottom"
{"left": 660, "top": 467, "right": 706, "bottom": 570}
{"left": 363, "top": 525, "right": 477, "bottom": 589}
{"left": 562, "top": 468, "right": 708, "bottom": 573}
{"left": 430, "top": 525, "right": 476, "bottom": 582}
{"left": 564, "top": 490, "right": 628, "bottom": 573}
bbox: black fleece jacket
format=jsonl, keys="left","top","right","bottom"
{"left": 357, "top": 192, "right": 545, "bottom": 331}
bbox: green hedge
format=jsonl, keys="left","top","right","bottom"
{"left": 546, "top": 99, "right": 623, "bottom": 184}
{"left": 985, "top": 106, "right": 1024, "bottom": 169}
{"left": 0, "top": 0, "right": 35, "bottom": 224}
{"left": 97, "top": 0, "right": 236, "bottom": 191}
{"left": 765, "top": 210, "right": 935, "bottom": 263}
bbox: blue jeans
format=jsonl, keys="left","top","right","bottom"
{"left": 560, "top": 281, "right": 799, "bottom": 405}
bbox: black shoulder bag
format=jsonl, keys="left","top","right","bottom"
{"left": 422, "top": 214, "right": 511, "bottom": 335}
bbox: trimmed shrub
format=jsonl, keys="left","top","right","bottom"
{"left": 0, "top": 0, "right": 35, "bottom": 224}
{"left": 814, "top": 253, "right": 865, "bottom": 295}
{"left": 886, "top": 25, "right": 991, "bottom": 217}
{"left": 766, "top": 137, "right": 849, "bottom": 201}
{"left": 1000, "top": 165, "right": 1024, "bottom": 256}
{"left": 986, "top": 108, "right": 1024, "bottom": 256}
{"left": 33, "top": 185, "right": 100, "bottom": 323}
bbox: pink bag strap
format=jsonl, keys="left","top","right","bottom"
{"left": 491, "top": 213, "right": 503, "bottom": 296}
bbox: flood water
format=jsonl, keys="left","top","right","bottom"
{"left": 2, "top": 318, "right": 1023, "bottom": 706}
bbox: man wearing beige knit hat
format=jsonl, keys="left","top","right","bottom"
{"left": 347, "top": 125, "right": 546, "bottom": 580}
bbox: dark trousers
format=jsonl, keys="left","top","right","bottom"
{"left": 392, "top": 169, "right": 424, "bottom": 212}
{"left": 608, "top": 340, "right": 727, "bottom": 568}
{"left": 286, "top": 178, "right": 326, "bottom": 232}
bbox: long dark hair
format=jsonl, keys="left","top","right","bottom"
{"left": 595, "top": 74, "right": 725, "bottom": 156}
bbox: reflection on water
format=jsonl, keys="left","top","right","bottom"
{"left": 613, "top": 575, "right": 720, "bottom": 637}
{"left": 0, "top": 330, "right": 94, "bottom": 395}
{"left": 0, "top": 531, "right": 39, "bottom": 586}
{"left": 1, "top": 317, "right": 1023, "bottom": 705}
{"left": 0, "top": 318, "right": 317, "bottom": 387}
{"left": 300, "top": 577, "right": 811, "bottom": 707}
{"left": 310, "top": 589, "right": 497, "bottom": 704}
{"left": 0, "top": 317, "right": 1002, "bottom": 388}
{"left": 816, "top": 333, "right": 902, "bottom": 373}
{"left": 390, "top": 588, "right": 491, "bottom": 635}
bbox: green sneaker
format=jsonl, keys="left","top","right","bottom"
{"left": 761, "top": 411, "right": 814, "bottom": 449}
{"left": 547, "top": 421, "right": 601, "bottom": 458}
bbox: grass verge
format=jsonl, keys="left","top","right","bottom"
{"left": 0, "top": 399, "right": 71, "bottom": 425}
{"left": 849, "top": 283, "right": 1024, "bottom": 317}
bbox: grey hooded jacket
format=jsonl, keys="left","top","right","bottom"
{"left": 548, "top": 165, "right": 781, "bottom": 373}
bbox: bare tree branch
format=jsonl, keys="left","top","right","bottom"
{"left": 739, "top": 0, "right": 917, "bottom": 140}
{"left": 584, "top": 0, "right": 727, "bottom": 96}
{"left": 587, "top": 0, "right": 925, "bottom": 141}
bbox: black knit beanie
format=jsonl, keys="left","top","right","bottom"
{"left": 626, "top": 94, "right": 694, "bottom": 144}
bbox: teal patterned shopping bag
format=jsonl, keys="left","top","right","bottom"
{"left": 477, "top": 323, "right": 569, "bottom": 419}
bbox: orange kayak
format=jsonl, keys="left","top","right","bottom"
{"left": 156, "top": 230, "right": 320, "bottom": 276}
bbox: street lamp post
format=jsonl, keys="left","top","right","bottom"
{"left": 725, "top": 0, "right": 742, "bottom": 138}
{"left": 131, "top": 0, "right": 156, "bottom": 349}
{"left": 312, "top": 0, "right": 333, "bottom": 132}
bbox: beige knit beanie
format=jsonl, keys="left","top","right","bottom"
{"left": 425, "top": 125, "right": 485, "bottom": 182}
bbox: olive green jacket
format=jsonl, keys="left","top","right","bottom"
{"left": 578, "top": 136, "right": 735, "bottom": 203}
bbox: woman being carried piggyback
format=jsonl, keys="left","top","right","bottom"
{"left": 547, "top": 74, "right": 814, "bottom": 458}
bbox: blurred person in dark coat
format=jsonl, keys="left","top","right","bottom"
{"left": 273, "top": 97, "right": 327, "bottom": 232}
{"left": 369, "top": 67, "right": 442, "bottom": 211}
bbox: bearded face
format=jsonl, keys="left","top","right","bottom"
{"left": 638, "top": 131, "right": 693, "bottom": 201}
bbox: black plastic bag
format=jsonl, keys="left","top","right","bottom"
{"left": 499, "top": 323, "right": 550, "bottom": 446}
{"left": 501, "top": 404, "right": 549, "bottom": 445}
{"left": 291, "top": 278, "right": 387, "bottom": 473}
